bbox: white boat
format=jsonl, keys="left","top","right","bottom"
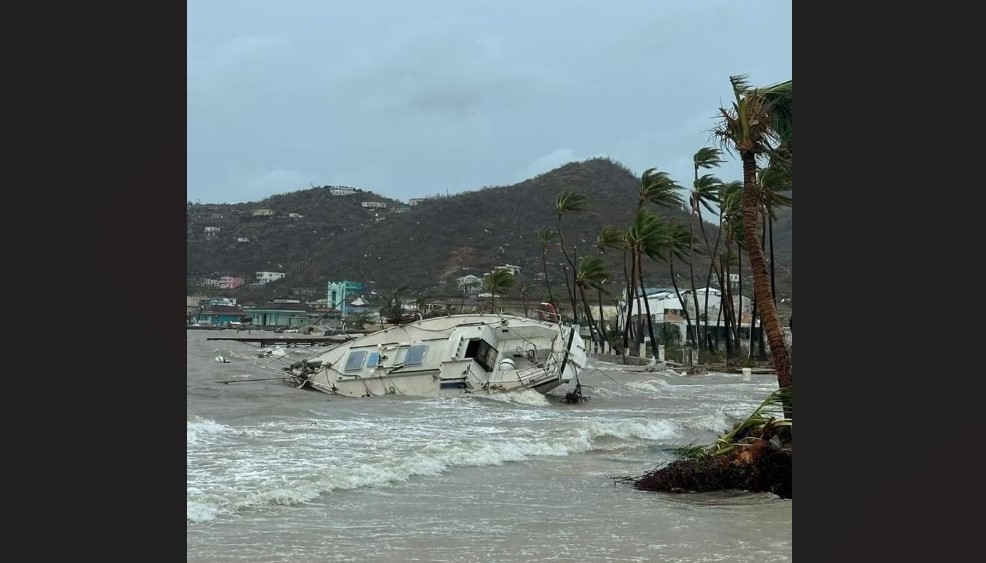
{"left": 280, "top": 312, "right": 587, "bottom": 398}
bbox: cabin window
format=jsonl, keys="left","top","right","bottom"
{"left": 464, "top": 339, "right": 497, "bottom": 372}
{"left": 367, "top": 351, "right": 380, "bottom": 368}
{"left": 405, "top": 344, "right": 427, "bottom": 366}
{"left": 344, "top": 351, "right": 368, "bottom": 372}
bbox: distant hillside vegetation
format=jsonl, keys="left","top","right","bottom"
{"left": 187, "top": 157, "right": 792, "bottom": 305}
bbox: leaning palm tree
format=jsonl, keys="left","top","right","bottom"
{"left": 536, "top": 227, "right": 560, "bottom": 307}
{"left": 484, "top": 269, "right": 516, "bottom": 314}
{"left": 756, "top": 163, "right": 793, "bottom": 304}
{"left": 713, "top": 75, "right": 793, "bottom": 406}
{"left": 555, "top": 189, "right": 589, "bottom": 318}
{"left": 628, "top": 210, "right": 669, "bottom": 359}
{"left": 597, "top": 225, "right": 633, "bottom": 351}
{"left": 639, "top": 168, "right": 685, "bottom": 210}
{"left": 574, "top": 255, "right": 610, "bottom": 346}
{"left": 704, "top": 179, "right": 742, "bottom": 352}
{"left": 691, "top": 148, "right": 725, "bottom": 350}
{"left": 658, "top": 223, "right": 696, "bottom": 350}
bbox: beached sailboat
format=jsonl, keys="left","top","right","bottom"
{"left": 280, "top": 312, "right": 587, "bottom": 398}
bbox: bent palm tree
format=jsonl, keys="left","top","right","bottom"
{"left": 574, "top": 255, "right": 610, "bottom": 346}
{"left": 713, "top": 75, "right": 793, "bottom": 407}
{"left": 536, "top": 227, "right": 560, "bottom": 307}
{"left": 690, "top": 148, "right": 725, "bottom": 349}
{"left": 597, "top": 225, "right": 633, "bottom": 351}
{"left": 484, "top": 269, "right": 516, "bottom": 314}
{"left": 555, "top": 189, "right": 589, "bottom": 318}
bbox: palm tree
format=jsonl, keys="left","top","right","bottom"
{"left": 718, "top": 182, "right": 744, "bottom": 356}
{"left": 554, "top": 189, "right": 589, "bottom": 318}
{"left": 713, "top": 75, "right": 793, "bottom": 406}
{"left": 658, "top": 223, "right": 695, "bottom": 351}
{"left": 574, "top": 255, "right": 610, "bottom": 345}
{"left": 639, "top": 168, "right": 685, "bottom": 210}
{"left": 484, "top": 269, "right": 516, "bottom": 313}
{"left": 536, "top": 227, "right": 560, "bottom": 307}
{"left": 691, "top": 148, "right": 725, "bottom": 350}
{"left": 751, "top": 164, "right": 792, "bottom": 360}
{"left": 627, "top": 210, "right": 670, "bottom": 358}
{"left": 756, "top": 163, "right": 793, "bottom": 304}
{"left": 380, "top": 285, "right": 409, "bottom": 324}
{"left": 597, "top": 225, "right": 633, "bottom": 351}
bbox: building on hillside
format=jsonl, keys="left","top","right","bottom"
{"left": 494, "top": 264, "right": 522, "bottom": 276}
{"left": 361, "top": 201, "right": 387, "bottom": 209}
{"left": 255, "top": 271, "right": 286, "bottom": 284}
{"left": 329, "top": 187, "right": 356, "bottom": 196}
{"left": 219, "top": 276, "right": 245, "bottom": 290}
{"left": 456, "top": 274, "right": 483, "bottom": 294}
{"left": 236, "top": 237, "right": 250, "bottom": 243}
{"left": 408, "top": 198, "right": 428, "bottom": 206}
{"left": 252, "top": 208, "right": 275, "bottom": 217}
{"left": 327, "top": 280, "right": 364, "bottom": 317}
{"left": 288, "top": 212, "right": 304, "bottom": 219}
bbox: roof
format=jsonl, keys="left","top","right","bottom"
{"left": 202, "top": 305, "right": 242, "bottom": 314}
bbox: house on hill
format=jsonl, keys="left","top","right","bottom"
{"left": 456, "top": 274, "right": 483, "bottom": 294}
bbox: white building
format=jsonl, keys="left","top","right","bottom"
{"left": 620, "top": 286, "right": 755, "bottom": 344}
{"left": 456, "top": 274, "right": 483, "bottom": 293}
{"left": 255, "top": 271, "right": 287, "bottom": 284}
{"left": 494, "top": 264, "right": 522, "bottom": 276}
{"left": 252, "top": 208, "right": 275, "bottom": 217}
{"left": 361, "top": 201, "right": 388, "bottom": 209}
{"left": 329, "top": 187, "right": 356, "bottom": 196}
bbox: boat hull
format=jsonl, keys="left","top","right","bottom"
{"left": 286, "top": 313, "right": 586, "bottom": 399}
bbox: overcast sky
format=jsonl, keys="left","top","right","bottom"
{"left": 187, "top": 0, "right": 791, "bottom": 204}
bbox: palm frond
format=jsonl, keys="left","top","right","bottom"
{"left": 693, "top": 147, "right": 725, "bottom": 170}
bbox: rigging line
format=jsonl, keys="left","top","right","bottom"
{"left": 579, "top": 367, "right": 633, "bottom": 392}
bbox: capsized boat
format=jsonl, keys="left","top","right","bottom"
{"left": 280, "top": 313, "right": 587, "bottom": 398}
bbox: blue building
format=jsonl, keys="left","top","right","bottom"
{"left": 327, "top": 280, "right": 365, "bottom": 317}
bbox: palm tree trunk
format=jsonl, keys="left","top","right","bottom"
{"left": 721, "top": 254, "right": 734, "bottom": 357}
{"left": 622, "top": 252, "right": 635, "bottom": 349}
{"left": 741, "top": 152, "right": 792, "bottom": 413}
{"left": 597, "top": 287, "right": 608, "bottom": 350}
{"left": 700, "top": 216, "right": 725, "bottom": 352}
{"left": 669, "top": 259, "right": 694, "bottom": 350}
{"left": 555, "top": 219, "right": 580, "bottom": 318}
{"left": 622, "top": 250, "right": 639, "bottom": 351}
{"left": 638, "top": 255, "right": 660, "bottom": 358}
{"left": 769, "top": 214, "right": 777, "bottom": 304}
{"left": 735, "top": 239, "right": 744, "bottom": 351}
{"left": 748, "top": 284, "right": 758, "bottom": 360}
{"left": 714, "top": 300, "right": 723, "bottom": 351}
{"left": 688, "top": 207, "right": 702, "bottom": 350}
{"left": 541, "top": 248, "right": 555, "bottom": 307}
{"left": 561, "top": 263, "right": 576, "bottom": 320}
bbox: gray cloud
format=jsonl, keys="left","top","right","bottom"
{"left": 187, "top": 0, "right": 791, "bottom": 203}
